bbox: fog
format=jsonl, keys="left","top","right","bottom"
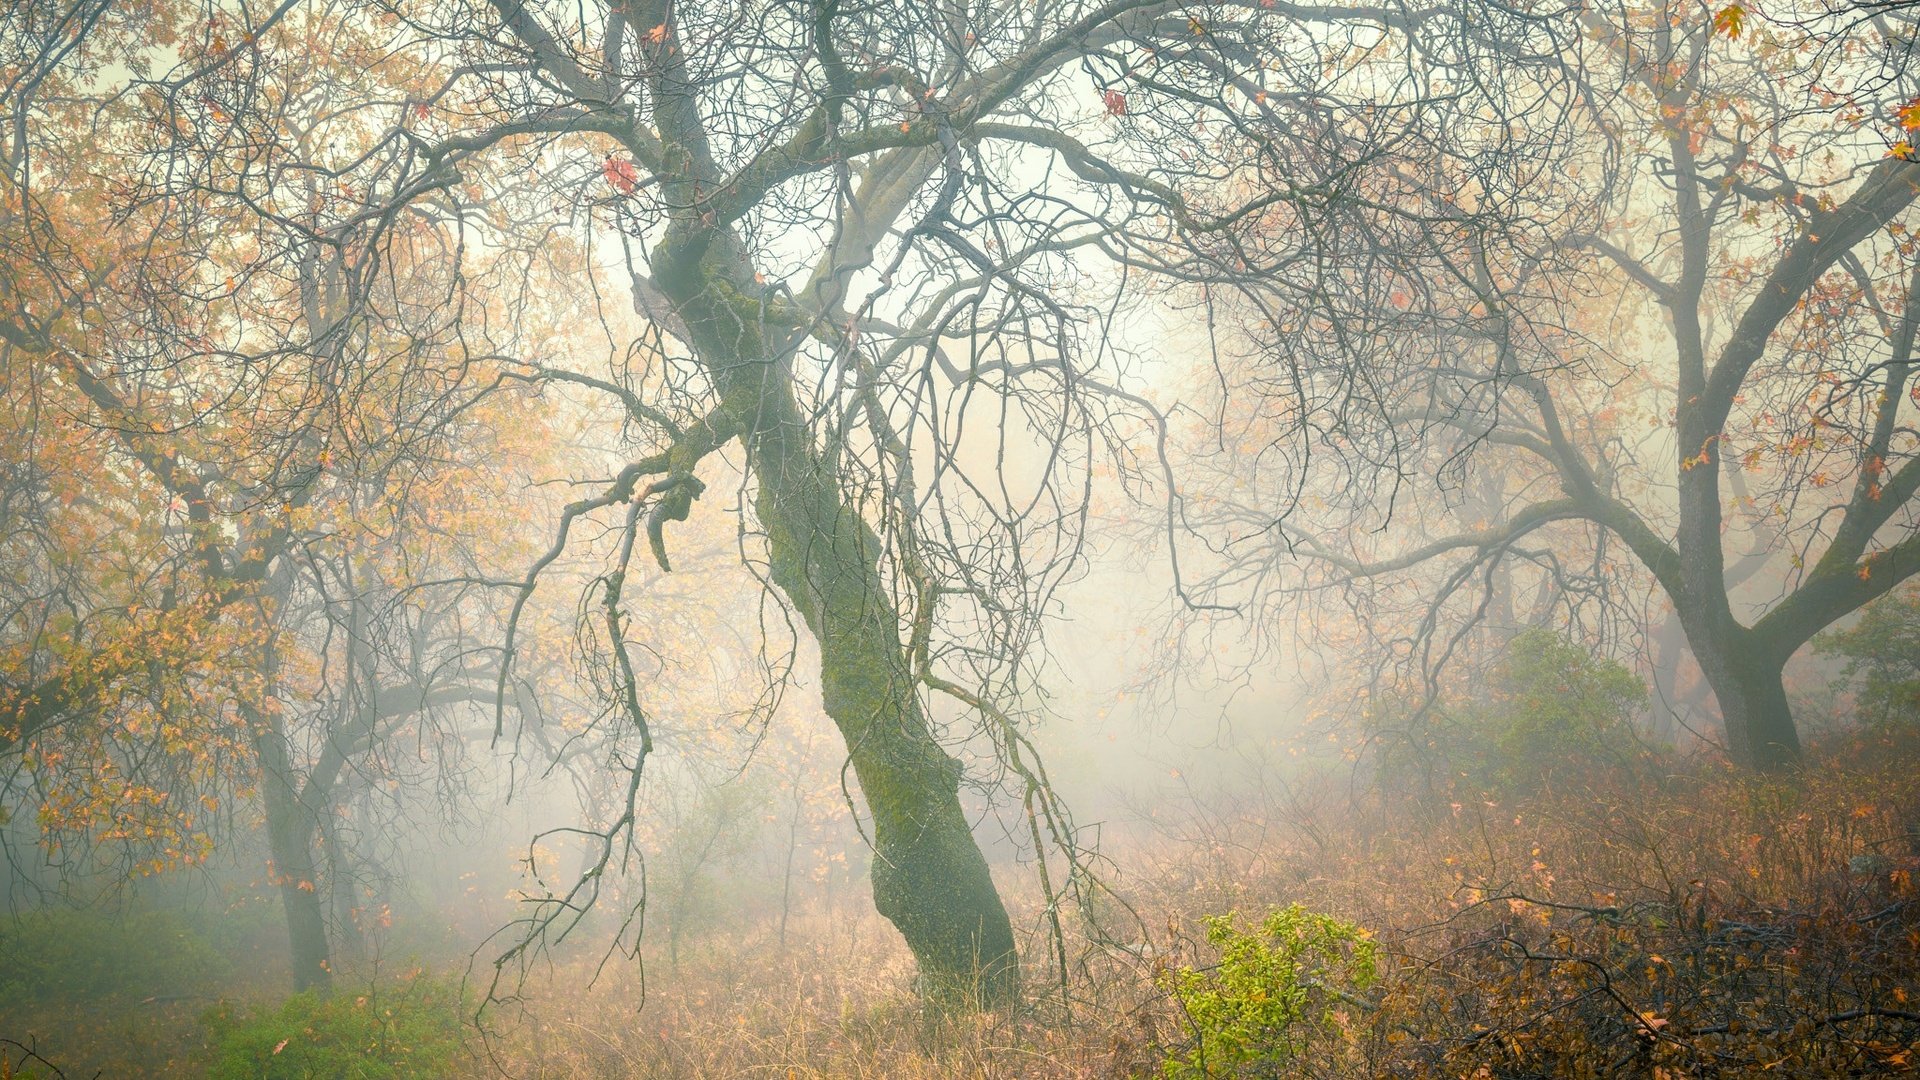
{"left": 6, "top": 1, "right": 1920, "bottom": 1077}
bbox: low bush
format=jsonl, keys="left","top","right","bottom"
{"left": 0, "top": 907, "right": 227, "bottom": 1005}
{"left": 1160, "top": 905, "right": 1378, "bottom": 1078}
{"left": 1372, "top": 629, "right": 1656, "bottom": 799}
{"left": 1819, "top": 583, "right": 1920, "bottom": 729}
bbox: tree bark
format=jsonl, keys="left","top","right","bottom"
{"left": 1681, "top": 617, "right": 1802, "bottom": 772}
{"left": 320, "top": 809, "right": 367, "bottom": 966}
{"left": 751, "top": 397, "right": 1019, "bottom": 1003}
{"left": 655, "top": 237, "right": 1019, "bottom": 1003}
{"left": 254, "top": 717, "right": 332, "bottom": 994}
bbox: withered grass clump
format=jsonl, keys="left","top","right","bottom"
{"left": 1127, "top": 726, "right": 1920, "bottom": 1079}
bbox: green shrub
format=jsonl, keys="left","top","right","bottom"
{"left": 1160, "top": 905, "right": 1378, "bottom": 1079}
{"left": 1475, "top": 628, "right": 1647, "bottom": 783}
{"left": 1369, "top": 630, "right": 1652, "bottom": 799}
{"left": 202, "top": 976, "right": 468, "bottom": 1080}
{"left": 1817, "top": 583, "right": 1920, "bottom": 728}
{"left": 0, "top": 907, "right": 227, "bottom": 1005}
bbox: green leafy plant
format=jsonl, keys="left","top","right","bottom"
{"left": 1161, "top": 905, "right": 1378, "bottom": 1078}
{"left": 0, "top": 908, "right": 227, "bottom": 1005}
{"left": 202, "top": 975, "right": 468, "bottom": 1080}
{"left": 1371, "top": 629, "right": 1652, "bottom": 798}
{"left": 1817, "top": 584, "right": 1920, "bottom": 729}
{"left": 1475, "top": 628, "right": 1648, "bottom": 783}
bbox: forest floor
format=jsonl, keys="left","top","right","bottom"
{"left": 6, "top": 727, "right": 1920, "bottom": 1078}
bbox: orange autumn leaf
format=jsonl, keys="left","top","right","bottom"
{"left": 1712, "top": 4, "right": 1744, "bottom": 38}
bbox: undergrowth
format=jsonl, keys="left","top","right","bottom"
{"left": 201, "top": 975, "right": 470, "bottom": 1080}
{"left": 5, "top": 728, "right": 1917, "bottom": 1078}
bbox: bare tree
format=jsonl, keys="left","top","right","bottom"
{"left": 1177, "top": 1, "right": 1920, "bottom": 771}
{"left": 6, "top": 0, "right": 1546, "bottom": 1003}
{"left": 377, "top": 0, "right": 1399, "bottom": 1001}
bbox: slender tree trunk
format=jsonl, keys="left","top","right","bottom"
{"left": 1650, "top": 614, "right": 1688, "bottom": 743}
{"left": 778, "top": 780, "right": 802, "bottom": 950}
{"left": 1470, "top": 467, "right": 1518, "bottom": 648}
{"left": 253, "top": 717, "right": 332, "bottom": 994}
{"left": 751, "top": 414, "right": 1019, "bottom": 1002}
{"left": 320, "top": 812, "right": 366, "bottom": 965}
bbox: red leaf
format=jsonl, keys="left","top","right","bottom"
{"left": 603, "top": 157, "right": 639, "bottom": 195}
{"left": 1102, "top": 89, "right": 1126, "bottom": 117}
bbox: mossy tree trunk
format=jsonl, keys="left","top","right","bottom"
{"left": 656, "top": 241, "right": 1019, "bottom": 1004}
{"left": 751, "top": 393, "right": 1019, "bottom": 1003}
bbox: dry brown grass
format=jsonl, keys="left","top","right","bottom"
{"left": 479, "top": 914, "right": 1142, "bottom": 1079}
{"left": 476, "top": 727, "right": 1920, "bottom": 1078}
{"left": 8, "top": 728, "right": 1919, "bottom": 1078}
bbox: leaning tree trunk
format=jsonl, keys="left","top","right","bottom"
{"left": 657, "top": 235, "right": 1018, "bottom": 1003}
{"left": 249, "top": 706, "right": 332, "bottom": 994}
{"left": 1682, "top": 617, "right": 1802, "bottom": 773}
{"left": 752, "top": 398, "right": 1019, "bottom": 1003}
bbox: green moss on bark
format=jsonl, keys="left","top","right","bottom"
{"left": 657, "top": 248, "right": 1019, "bottom": 1004}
